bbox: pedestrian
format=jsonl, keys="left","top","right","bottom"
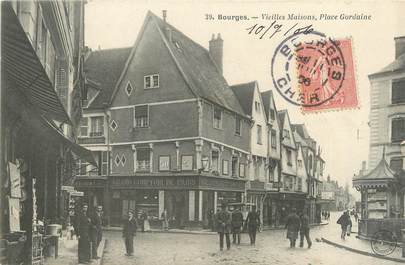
{"left": 208, "top": 209, "right": 215, "bottom": 231}
{"left": 161, "top": 209, "right": 169, "bottom": 231}
{"left": 245, "top": 205, "right": 261, "bottom": 245}
{"left": 346, "top": 211, "right": 353, "bottom": 237}
{"left": 216, "top": 203, "right": 232, "bottom": 251}
{"left": 337, "top": 210, "right": 351, "bottom": 240}
{"left": 140, "top": 210, "right": 147, "bottom": 232}
{"left": 144, "top": 211, "right": 151, "bottom": 231}
{"left": 354, "top": 211, "right": 358, "bottom": 222}
{"left": 285, "top": 208, "right": 301, "bottom": 248}
{"left": 122, "top": 210, "right": 137, "bottom": 256}
{"left": 77, "top": 204, "right": 91, "bottom": 264}
{"left": 299, "top": 212, "right": 312, "bottom": 249}
{"left": 90, "top": 205, "right": 103, "bottom": 260}
{"left": 231, "top": 206, "right": 243, "bottom": 245}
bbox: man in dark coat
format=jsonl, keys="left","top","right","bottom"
{"left": 123, "top": 210, "right": 137, "bottom": 256}
{"left": 337, "top": 210, "right": 351, "bottom": 240}
{"left": 285, "top": 208, "right": 301, "bottom": 248}
{"left": 77, "top": 204, "right": 91, "bottom": 264}
{"left": 299, "top": 212, "right": 312, "bottom": 248}
{"left": 216, "top": 203, "right": 232, "bottom": 251}
{"left": 90, "top": 205, "right": 103, "bottom": 259}
{"left": 231, "top": 207, "right": 244, "bottom": 245}
{"left": 245, "top": 205, "right": 261, "bottom": 245}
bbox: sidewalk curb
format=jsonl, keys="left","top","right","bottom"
{"left": 99, "top": 238, "right": 107, "bottom": 265}
{"left": 321, "top": 237, "right": 405, "bottom": 263}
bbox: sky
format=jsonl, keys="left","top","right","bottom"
{"left": 85, "top": 0, "right": 405, "bottom": 198}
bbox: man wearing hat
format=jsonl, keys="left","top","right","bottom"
{"left": 216, "top": 202, "right": 232, "bottom": 251}
{"left": 122, "top": 210, "right": 137, "bottom": 256}
{"left": 77, "top": 204, "right": 91, "bottom": 264}
{"left": 285, "top": 207, "right": 301, "bottom": 248}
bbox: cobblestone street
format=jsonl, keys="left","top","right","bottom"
{"left": 101, "top": 224, "right": 398, "bottom": 265}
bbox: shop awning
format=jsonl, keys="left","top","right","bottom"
{"left": 2, "top": 3, "right": 72, "bottom": 124}
{"left": 42, "top": 117, "right": 97, "bottom": 166}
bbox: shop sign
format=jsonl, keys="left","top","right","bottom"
{"left": 111, "top": 175, "right": 245, "bottom": 191}
{"left": 75, "top": 178, "right": 106, "bottom": 188}
{"left": 111, "top": 176, "right": 198, "bottom": 189}
{"left": 70, "top": 191, "right": 84, "bottom": 197}
{"left": 62, "top": 185, "right": 75, "bottom": 191}
{"left": 9, "top": 162, "right": 21, "bottom": 198}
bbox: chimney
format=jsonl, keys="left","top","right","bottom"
{"left": 209, "top": 33, "right": 223, "bottom": 73}
{"left": 327, "top": 175, "right": 330, "bottom": 182}
{"left": 162, "top": 10, "right": 167, "bottom": 22}
{"left": 162, "top": 10, "right": 172, "bottom": 42}
{"left": 394, "top": 36, "right": 405, "bottom": 59}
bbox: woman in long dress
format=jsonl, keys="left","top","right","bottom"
{"left": 144, "top": 211, "right": 151, "bottom": 231}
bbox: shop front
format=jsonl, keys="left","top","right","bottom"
{"left": 274, "top": 192, "right": 306, "bottom": 225}
{"left": 107, "top": 174, "right": 246, "bottom": 228}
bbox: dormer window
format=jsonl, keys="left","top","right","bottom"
{"left": 255, "top": 101, "right": 261, "bottom": 112}
{"left": 144, "top": 74, "right": 159, "bottom": 89}
{"left": 125, "top": 82, "right": 133, "bottom": 96}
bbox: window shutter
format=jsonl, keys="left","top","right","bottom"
{"left": 135, "top": 105, "right": 148, "bottom": 117}
{"left": 392, "top": 80, "right": 405, "bottom": 104}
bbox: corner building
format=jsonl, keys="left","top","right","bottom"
{"left": 79, "top": 11, "right": 250, "bottom": 228}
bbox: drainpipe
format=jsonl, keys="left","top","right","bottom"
{"left": 103, "top": 103, "right": 111, "bottom": 226}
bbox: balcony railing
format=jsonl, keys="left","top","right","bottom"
{"left": 136, "top": 160, "right": 150, "bottom": 172}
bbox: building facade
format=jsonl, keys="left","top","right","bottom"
{"left": 1, "top": 1, "right": 93, "bottom": 264}
{"left": 353, "top": 36, "right": 405, "bottom": 239}
{"left": 76, "top": 11, "right": 326, "bottom": 229}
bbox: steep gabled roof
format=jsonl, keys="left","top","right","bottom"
{"left": 278, "top": 110, "right": 287, "bottom": 130}
{"left": 230, "top": 81, "right": 256, "bottom": 116}
{"left": 109, "top": 11, "right": 246, "bottom": 116}
{"left": 293, "top": 130, "right": 309, "bottom": 147}
{"left": 261, "top": 90, "right": 272, "bottom": 120}
{"left": 370, "top": 53, "right": 405, "bottom": 78}
{"left": 292, "top": 124, "right": 310, "bottom": 139}
{"left": 84, "top": 47, "right": 132, "bottom": 109}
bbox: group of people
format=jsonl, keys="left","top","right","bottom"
{"left": 75, "top": 204, "right": 103, "bottom": 264}
{"left": 215, "top": 204, "right": 261, "bottom": 251}
{"left": 285, "top": 208, "right": 312, "bottom": 248}
{"left": 321, "top": 211, "right": 331, "bottom": 221}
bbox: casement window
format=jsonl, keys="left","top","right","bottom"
{"left": 100, "top": 151, "right": 109, "bottom": 175}
{"left": 222, "top": 160, "right": 229, "bottom": 175}
{"left": 213, "top": 106, "right": 222, "bottom": 129}
{"left": 239, "top": 163, "right": 245, "bottom": 178}
{"left": 159, "top": 156, "right": 170, "bottom": 171}
{"left": 144, "top": 74, "right": 159, "bottom": 89}
{"left": 211, "top": 151, "right": 219, "bottom": 172}
{"left": 79, "top": 117, "right": 88, "bottom": 136}
{"left": 271, "top": 129, "right": 277, "bottom": 149}
{"left": 391, "top": 79, "right": 405, "bottom": 104}
{"left": 136, "top": 149, "right": 150, "bottom": 172}
{"left": 390, "top": 157, "right": 403, "bottom": 173}
{"left": 257, "top": 125, "right": 262, "bottom": 144}
{"left": 76, "top": 159, "right": 89, "bottom": 176}
{"left": 286, "top": 149, "right": 292, "bottom": 166}
{"left": 268, "top": 168, "right": 274, "bottom": 182}
{"left": 181, "top": 155, "right": 193, "bottom": 171}
{"left": 297, "top": 178, "right": 303, "bottom": 192}
{"left": 254, "top": 159, "right": 260, "bottom": 180}
{"left": 270, "top": 108, "right": 275, "bottom": 120}
{"left": 235, "top": 116, "right": 241, "bottom": 136}
{"left": 231, "top": 157, "right": 238, "bottom": 177}
{"left": 298, "top": 159, "right": 303, "bottom": 168}
{"left": 90, "top": 116, "right": 104, "bottom": 137}
{"left": 283, "top": 129, "right": 290, "bottom": 140}
{"left": 134, "top": 105, "right": 149, "bottom": 128}
{"left": 255, "top": 101, "right": 261, "bottom": 113}
{"left": 391, "top": 117, "right": 405, "bottom": 143}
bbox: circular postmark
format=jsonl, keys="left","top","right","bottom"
{"left": 271, "top": 31, "right": 346, "bottom": 107}
{"left": 370, "top": 229, "right": 398, "bottom": 256}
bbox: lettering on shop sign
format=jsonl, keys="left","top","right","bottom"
{"left": 111, "top": 177, "right": 198, "bottom": 188}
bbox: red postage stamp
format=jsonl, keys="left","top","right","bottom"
{"left": 271, "top": 32, "right": 358, "bottom": 112}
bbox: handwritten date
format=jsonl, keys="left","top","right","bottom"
{"left": 246, "top": 21, "right": 314, "bottom": 40}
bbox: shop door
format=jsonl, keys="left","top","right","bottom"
{"left": 122, "top": 199, "right": 136, "bottom": 217}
